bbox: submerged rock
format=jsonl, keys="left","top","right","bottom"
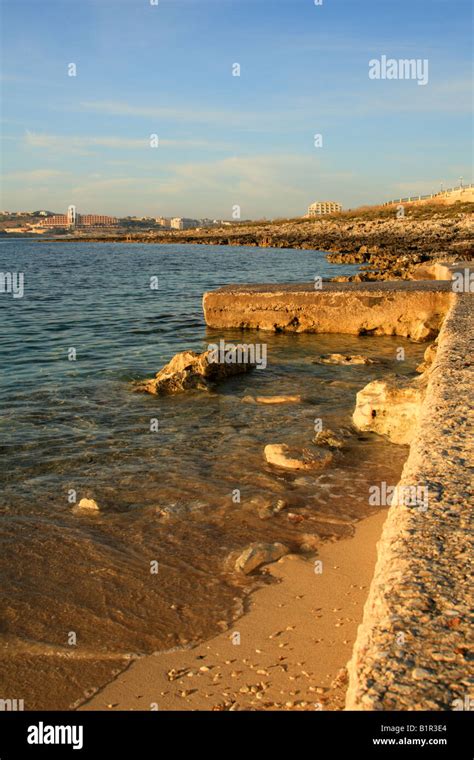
{"left": 136, "top": 349, "right": 255, "bottom": 395}
{"left": 243, "top": 394, "right": 302, "bottom": 404}
{"left": 264, "top": 443, "right": 333, "bottom": 470}
{"left": 316, "top": 353, "right": 374, "bottom": 366}
{"left": 352, "top": 375, "right": 425, "bottom": 445}
{"left": 313, "top": 429, "right": 345, "bottom": 449}
{"left": 249, "top": 496, "right": 289, "bottom": 520}
{"left": 234, "top": 542, "right": 289, "bottom": 574}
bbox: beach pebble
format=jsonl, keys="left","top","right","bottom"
{"left": 254, "top": 395, "right": 302, "bottom": 404}
{"left": 264, "top": 443, "right": 332, "bottom": 471}
{"left": 331, "top": 668, "right": 348, "bottom": 688}
{"left": 233, "top": 542, "right": 289, "bottom": 575}
{"left": 316, "top": 353, "right": 374, "bottom": 365}
{"left": 73, "top": 498, "right": 100, "bottom": 513}
{"left": 411, "top": 667, "right": 432, "bottom": 681}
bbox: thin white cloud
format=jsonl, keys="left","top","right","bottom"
{"left": 78, "top": 100, "right": 258, "bottom": 127}
{"left": 24, "top": 131, "right": 230, "bottom": 153}
{"left": 2, "top": 169, "right": 67, "bottom": 181}
{"left": 26, "top": 132, "right": 146, "bottom": 150}
{"left": 77, "top": 77, "right": 472, "bottom": 136}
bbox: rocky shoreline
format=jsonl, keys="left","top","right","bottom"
{"left": 48, "top": 237, "right": 471, "bottom": 712}
{"left": 51, "top": 203, "right": 473, "bottom": 281}
{"left": 200, "top": 263, "right": 472, "bottom": 710}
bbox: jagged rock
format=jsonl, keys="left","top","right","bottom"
{"left": 234, "top": 542, "right": 289, "bottom": 574}
{"left": 352, "top": 375, "right": 425, "bottom": 444}
{"left": 136, "top": 349, "right": 255, "bottom": 394}
{"left": 264, "top": 443, "right": 333, "bottom": 470}
{"left": 316, "top": 353, "right": 374, "bottom": 365}
{"left": 73, "top": 498, "right": 100, "bottom": 513}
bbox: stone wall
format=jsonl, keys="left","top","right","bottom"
{"left": 345, "top": 292, "right": 473, "bottom": 710}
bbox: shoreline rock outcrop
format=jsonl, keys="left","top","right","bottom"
{"left": 58, "top": 204, "right": 473, "bottom": 282}
{"left": 135, "top": 348, "right": 255, "bottom": 394}
{"left": 352, "top": 375, "right": 426, "bottom": 445}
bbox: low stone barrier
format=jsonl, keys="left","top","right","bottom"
{"left": 203, "top": 281, "right": 453, "bottom": 341}
{"left": 345, "top": 291, "right": 473, "bottom": 710}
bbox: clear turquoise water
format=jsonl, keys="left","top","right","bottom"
{"left": 0, "top": 240, "right": 424, "bottom": 708}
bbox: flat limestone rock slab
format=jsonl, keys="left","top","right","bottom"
{"left": 203, "top": 281, "right": 454, "bottom": 340}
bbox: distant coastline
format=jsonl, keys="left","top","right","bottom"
{"left": 38, "top": 201, "right": 474, "bottom": 282}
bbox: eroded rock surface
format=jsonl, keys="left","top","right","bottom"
{"left": 352, "top": 375, "right": 425, "bottom": 445}
{"left": 136, "top": 349, "right": 255, "bottom": 394}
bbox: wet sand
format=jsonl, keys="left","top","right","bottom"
{"left": 80, "top": 509, "right": 387, "bottom": 712}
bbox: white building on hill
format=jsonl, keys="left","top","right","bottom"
{"left": 307, "top": 200, "right": 342, "bottom": 216}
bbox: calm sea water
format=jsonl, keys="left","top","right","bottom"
{"left": 0, "top": 240, "right": 424, "bottom": 708}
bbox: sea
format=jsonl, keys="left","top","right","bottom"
{"left": 0, "top": 240, "right": 425, "bottom": 708}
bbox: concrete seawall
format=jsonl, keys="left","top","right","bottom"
{"left": 345, "top": 291, "right": 473, "bottom": 710}
{"left": 203, "top": 281, "right": 453, "bottom": 341}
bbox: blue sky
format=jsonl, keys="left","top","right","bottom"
{"left": 1, "top": 0, "right": 472, "bottom": 218}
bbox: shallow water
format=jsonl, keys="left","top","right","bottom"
{"left": 0, "top": 241, "right": 425, "bottom": 708}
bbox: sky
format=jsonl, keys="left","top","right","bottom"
{"left": 0, "top": 0, "right": 472, "bottom": 219}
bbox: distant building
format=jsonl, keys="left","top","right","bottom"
{"left": 155, "top": 217, "right": 171, "bottom": 228}
{"left": 170, "top": 217, "right": 199, "bottom": 230}
{"left": 39, "top": 206, "right": 118, "bottom": 229}
{"left": 307, "top": 201, "right": 342, "bottom": 216}
{"left": 67, "top": 205, "right": 77, "bottom": 226}
{"left": 40, "top": 214, "right": 69, "bottom": 228}
{"left": 79, "top": 214, "right": 118, "bottom": 227}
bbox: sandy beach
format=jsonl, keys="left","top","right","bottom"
{"left": 79, "top": 509, "right": 387, "bottom": 712}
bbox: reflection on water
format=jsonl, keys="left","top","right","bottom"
{"left": 0, "top": 241, "right": 425, "bottom": 708}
